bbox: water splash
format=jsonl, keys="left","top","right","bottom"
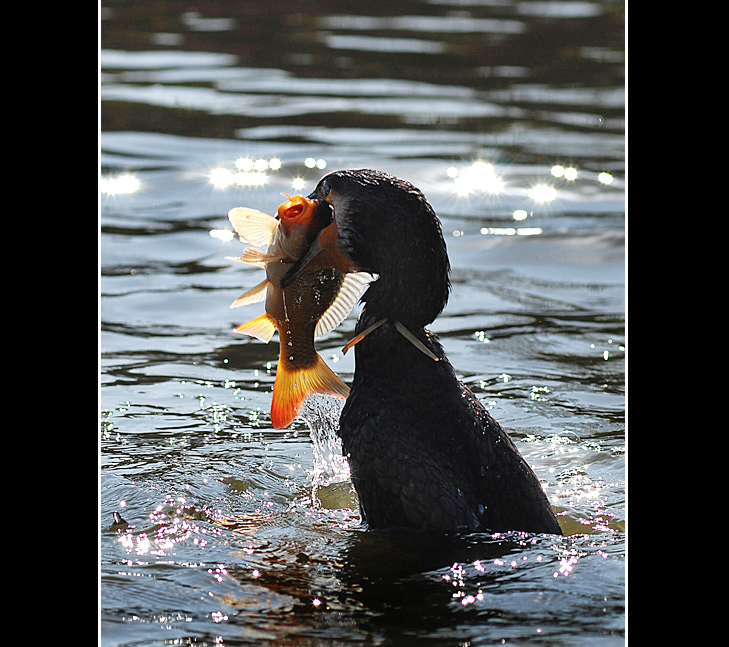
{"left": 301, "top": 395, "right": 356, "bottom": 509}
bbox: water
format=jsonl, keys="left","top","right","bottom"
{"left": 100, "top": 1, "right": 625, "bottom": 645}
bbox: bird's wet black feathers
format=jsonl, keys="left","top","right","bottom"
{"left": 309, "top": 169, "right": 562, "bottom": 535}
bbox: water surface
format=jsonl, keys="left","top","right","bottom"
{"left": 100, "top": 1, "right": 625, "bottom": 645}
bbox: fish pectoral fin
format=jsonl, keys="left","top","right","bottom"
{"left": 230, "top": 278, "right": 270, "bottom": 309}
{"left": 270, "top": 355, "right": 350, "bottom": 429}
{"left": 234, "top": 313, "right": 277, "bottom": 343}
{"left": 241, "top": 247, "right": 287, "bottom": 265}
{"left": 225, "top": 255, "right": 251, "bottom": 264}
{"left": 227, "top": 207, "right": 278, "bottom": 247}
{"left": 225, "top": 254, "right": 265, "bottom": 269}
{"left": 314, "top": 272, "right": 373, "bottom": 339}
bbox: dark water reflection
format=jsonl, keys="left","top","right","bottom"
{"left": 101, "top": 0, "right": 624, "bottom": 170}
{"left": 100, "top": 1, "right": 625, "bottom": 645}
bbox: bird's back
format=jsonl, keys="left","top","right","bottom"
{"left": 339, "top": 325, "right": 562, "bottom": 535}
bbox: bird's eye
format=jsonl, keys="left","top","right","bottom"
{"left": 319, "top": 179, "right": 331, "bottom": 199}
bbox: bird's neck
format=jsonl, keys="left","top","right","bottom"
{"left": 359, "top": 271, "right": 449, "bottom": 333}
{"left": 349, "top": 302, "right": 449, "bottom": 381}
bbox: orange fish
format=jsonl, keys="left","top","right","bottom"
{"left": 227, "top": 195, "right": 369, "bottom": 429}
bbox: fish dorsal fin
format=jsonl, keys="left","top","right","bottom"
{"left": 227, "top": 207, "right": 278, "bottom": 247}
{"left": 314, "top": 272, "right": 372, "bottom": 340}
{"left": 230, "top": 277, "right": 269, "bottom": 309}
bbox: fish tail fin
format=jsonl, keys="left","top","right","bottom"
{"left": 270, "top": 354, "right": 350, "bottom": 428}
{"left": 234, "top": 313, "right": 277, "bottom": 342}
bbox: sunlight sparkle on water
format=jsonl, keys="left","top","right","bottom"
{"left": 551, "top": 165, "right": 578, "bottom": 180}
{"left": 235, "top": 157, "right": 254, "bottom": 171}
{"left": 101, "top": 174, "right": 140, "bottom": 195}
{"left": 210, "top": 157, "right": 284, "bottom": 188}
{"left": 209, "top": 167, "right": 267, "bottom": 188}
{"left": 598, "top": 172, "right": 614, "bottom": 185}
{"left": 209, "top": 168, "right": 235, "bottom": 188}
{"left": 480, "top": 227, "right": 543, "bottom": 236}
{"left": 450, "top": 161, "right": 503, "bottom": 196}
{"left": 527, "top": 184, "right": 557, "bottom": 202}
{"left": 305, "top": 157, "right": 327, "bottom": 170}
{"left": 209, "top": 229, "right": 236, "bottom": 242}
{"left": 235, "top": 157, "right": 281, "bottom": 172}
{"left": 235, "top": 171, "right": 267, "bottom": 186}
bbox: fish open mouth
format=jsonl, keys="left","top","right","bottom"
{"left": 277, "top": 194, "right": 318, "bottom": 222}
{"left": 275, "top": 193, "right": 335, "bottom": 250}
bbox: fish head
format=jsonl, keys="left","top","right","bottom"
{"left": 278, "top": 177, "right": 365, "bottom": 288}
{"left": 276, "top": 194, "right": 333, "bottom": 259}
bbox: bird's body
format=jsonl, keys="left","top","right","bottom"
{"left": 341, "top": 312, "right": 562, "bottom": 534}
{"left": 282, "top": 169, "right": 562, "bottom": 535}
